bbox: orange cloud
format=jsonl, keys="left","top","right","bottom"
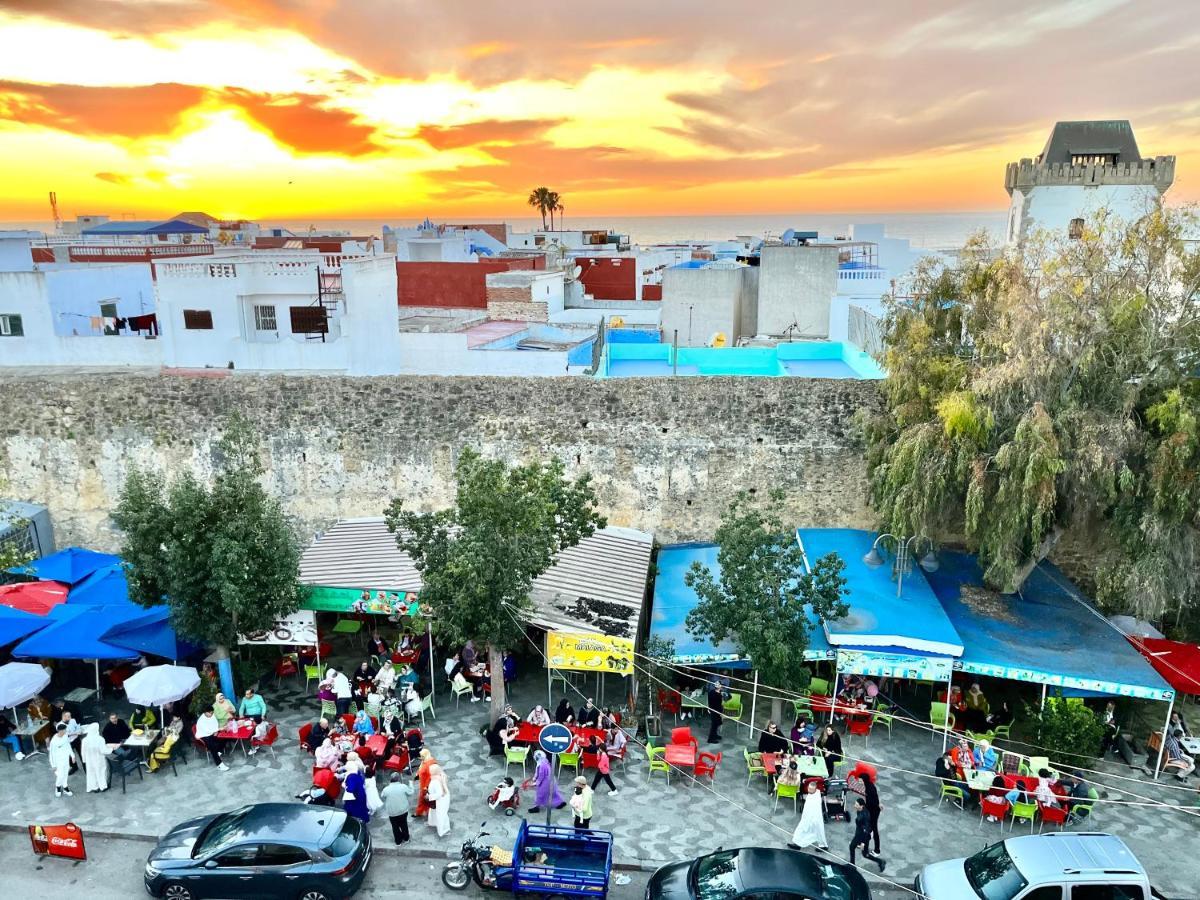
{"left": 416, "top": 118, "right": 566, "bottom": 151}
{"left": 220, "top": 88, "right": 381, "bottom": 156}
{"left": 0, "top": 80, "right": 205, "bottom": 138}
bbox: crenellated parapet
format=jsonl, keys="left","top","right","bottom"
{"left": 1005, "top": 155, "right": 1175, "bottom": 195}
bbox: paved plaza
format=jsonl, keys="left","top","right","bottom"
{"left": 2, "top": 656, "right": 1197, "bottom": 898}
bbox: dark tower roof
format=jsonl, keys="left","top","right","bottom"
{"left": 1038, "top": 120, "right": 1142, "bottom": 164}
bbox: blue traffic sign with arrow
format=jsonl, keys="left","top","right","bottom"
{"left": 537, "top": 723, "right": 572, "bottom": 755}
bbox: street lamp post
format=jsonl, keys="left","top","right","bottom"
{"left": 862, "top": 532, "right": 938, "bottom": 598}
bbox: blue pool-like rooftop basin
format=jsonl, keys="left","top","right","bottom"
{"left": 599, "top": 339, "right": 884, "bottom": 379}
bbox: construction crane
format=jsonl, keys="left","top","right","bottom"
{"left": 48, "top": 191, "right": 61, "bottom": 232}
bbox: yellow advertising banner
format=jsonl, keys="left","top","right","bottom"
{"left": 545, "top": 631, "right": 634, "bottom": 674}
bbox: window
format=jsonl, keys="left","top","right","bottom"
{"left": 1069, "top": 218, "right": 1085, "bottom": 240}
{"left": 964, "top": 842, "right": 1029, "bottom": 900}
{"left": 183, "top": 309, "right": 213, "bottom": 330}
{"left": 255, "top": 844, "right": 310, "bottom": 867}
{"left": 694, "top": 850, "right": 741, "bottom": 900}
{"left": 289, "top": 306, "right": 328, "bottom": 334}
{"left": 100, "top": 300, "right": 119, "bottom": 335}
{"left": 1022, "top": 888, "right": 1063, "bottom": 900}
{"left": 254, "top": 304, "right": 277, "bottom": 331}
{"left": 1070, "top": 887, "right": 1144, "bottom": 900}
{"left": 0, "top": 313, "right": 23, "bottom": 336}
{"left": 211, "top": 844, "right": 260, "bottom": 868}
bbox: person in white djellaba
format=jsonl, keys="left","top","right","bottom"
{"left": 48, "top": 722, "right": 77, "bottom": 798}
{"left": 81, "top": 722, "right": 110, "bottom": 792}
{"left": 789, "top": 780, "right": 828, "bottom": 851}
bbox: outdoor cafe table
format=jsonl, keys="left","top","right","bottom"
{"left": 390, "top": 648, "right": 420, "bottom": 666}
{"left": 511, "top": 722, "right": 607, "bottom": 747}
{"left": 761, "top": 753, "right": 827, "bottom": 778}
{"left": 216, "top": 721, "right": 255, "bottom": 757}
{"left": 13, "top": 718, "right": 47, "bottom": 757}
{"left": 965, "top": 769, "right": 997, "bottom": 792}
{"left": 122, "top": 728, "right": 160, "bottom": 760}
{"left": 663, "top": 744, "right": 697, "bottom": 770}
{"left": 806, "top": 695, "right": 870, "bottom": 718}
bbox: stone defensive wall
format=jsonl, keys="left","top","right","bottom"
{"left": 0, "top": 371, "right": 882, "bottom": 550}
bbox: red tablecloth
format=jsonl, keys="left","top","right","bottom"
{"left": 216, "top": 723, "right": 254, "bottom": 741}
{"left": 391, "top": 649, "right": 420, "bottom": 665}
{"left": 512, "top": 722, "right": 606, "bottom": 746}
{"left": 664, "top": 745, "right": 697, "bottom": 767}
{"left": 762, "top": 753, "right": 780, "bottom": 775}
{"left": 363, "top": 733, "right": 388, "bottom": 760}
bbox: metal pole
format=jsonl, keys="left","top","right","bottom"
{"left": 750, "top": 670, "right": 759, "bottom": 738}
{"left": 829, "top": 655, "right": 840, "bottom": 725}
{"left": 426, "top": 620, "right": 436, "bottom": 709}
{"left": 672, "top": 330, "right": 678, "bottom": 376}
{"left": 1040, "top": 683, "right": 1048, "bottom": 713}
{"left": 1153, "top": 695, "right": 1176, "bottom": 780}
{"left": 94, "top": 659, "right": 100, "bottom": 698}
{"left": 546, "top": 759, "right": 554, "bottom": 827}
{"left": 547, "top": 634, "right": 553, "bottom": 708}
{"left": 942, "top": 667, "right": 954, "bottom": 752}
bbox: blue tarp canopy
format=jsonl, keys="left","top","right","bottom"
{"left": 0, "top": 605, "right": 48, "bottom": 647}
{"left": 649, "top": 542, "right": 832, "bottom": 668}
{"left": 69, "top": 563, "right": 131, "bottom": 606}
{"left": 12, "top": 603, "right": 142, "bottom": 660}
{"left": 796, "top": 528, "right": 964, "bottom": 658}
{"left": 81, "top": 219, "right": 208, "bottom": 236}
{"left": 925, "top": 551, "right": 1173, "bottom": 701}
{"left": 102, "top": 607, "right": 199, "bottom": 661}
{"left": 11, "top": 547, "right": 119, "bottom": 586}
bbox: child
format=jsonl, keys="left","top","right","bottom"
{"left": 489, "top": 776, "right": 517, "bottom": 810}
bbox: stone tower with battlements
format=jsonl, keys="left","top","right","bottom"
{"left": 1004, "top": 120, "right": 1174, "bottom": 245}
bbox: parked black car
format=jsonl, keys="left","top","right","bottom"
{"left": 647, "top": 847, "right": 871, "bottom": 900}
{"left": 144, "top": 802, "right": 371, "bottom": 900}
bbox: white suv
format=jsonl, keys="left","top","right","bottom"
{"left": 915, "top": 833, "right": 1167, "bottom": 900}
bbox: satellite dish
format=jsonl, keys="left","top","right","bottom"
{"left": 709, "top": 332, "right": 727, "bottom": 348}
{"left": 571, "top": 265, "right": 582, "bottom": 280}
{"left": 609, "top": 316, "right": 625, "bottom": 328}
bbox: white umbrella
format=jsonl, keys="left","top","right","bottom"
{"left": 1108, "top": 614, "right": 1165, "bottom": 639}
{"left": 0, "top": 661, "right": 51, "bottom": 709}
{"left": 123, "top": 664, "right": 200, "bottom": 730}
{"left": 0, "top": 661, "right": 51, "bottom": 759}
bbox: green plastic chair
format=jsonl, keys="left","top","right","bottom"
{"left": 744, "top": 749, "right": 766, "bottom": 785}
{"left": 558, "top": 750, "right": 581, "bottom": 778}
{"left": 319, "top": 699, "right": 337, "bottom": 720}
{"left": 930, "top": 702, "right": 955, "bottom": 740}
{"left": 304, "top": 665, "right": 323, "bottom": 693}
{"left": 774, "top": 781, "right": 800, "bottom": 813}
{"left": 647, "top": 746, "right": 669, "bottom": 784}
{"left": 939, "top": 783, "right": 965, "bottom": 810}
{"left": 1028, "top": 755, "right": 1050, "bottom": 774}
{"left": 723, "top": 692, "right": 743, "bottom": 719}
{"left": 873, "top": 712, "right": 894, "bottom": 740}
{"left": 505, "top": 745, "right": 529, "bottom": 778}
{"left": 1068, "top": 788, "right": 1098, "bottom": 827}
{"left": 419, "top": 692, "right": 435, "bottom": 727}
{"left": 809, "top": 677, "right": 830, "bottom": 696}
{"left": 991, "top": 723, "right": 1012, "bottom": 740}
{"left": 452, "top": 680, "right": 474, "bottom": 707}
{"left": 966, "top": 729, "right": 995, "bottom": 743}
{"left": 1018, "top": 759, "right": 1032, "bottom": 776}
{"left": 1010, "top": 799, "right": 1038, "bottom": 832}
{"left": 792, "top": 697, "right": 812, "bottom": 719}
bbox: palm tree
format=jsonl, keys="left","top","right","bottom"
{"left": 547, "top": 191, "right": 561, "bottom": 231}
{"left": 527, "top": 187, "right": 552, "bottom": 229}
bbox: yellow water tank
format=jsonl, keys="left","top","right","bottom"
{"left": 609, "top": 316, "right": 625, "bottom": 328}
{"left": 709, "top": 332, "right": 727, "bottom": 348}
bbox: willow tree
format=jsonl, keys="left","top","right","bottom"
{"left": 864, "top": 206, "right": 1200, "bottom": 621}
{"left": 385, "top": 448, "right": 606, "bottom": 719}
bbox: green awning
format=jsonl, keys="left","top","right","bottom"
{"left": 302, "top": 585, "right": 421, "bottom": 616}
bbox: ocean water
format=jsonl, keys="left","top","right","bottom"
{"left": 2, "top": 211, "right": 1007, "bottom": 251}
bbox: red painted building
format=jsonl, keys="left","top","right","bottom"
{"left": 577, "top": 256, "right": 637, "bottom": 301}
{"left": 396, "top": 257, "right": 540, "bottom": 309}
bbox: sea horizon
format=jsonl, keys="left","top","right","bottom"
{"left": 1, "top": 209, "right": 1009, "bottom": 251}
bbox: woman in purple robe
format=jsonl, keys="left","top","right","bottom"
{"left": 528, "top": 749, "right": 565, "bottom": 813}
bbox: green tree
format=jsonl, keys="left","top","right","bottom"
{"left": 112, "top": 415, "right": 307, "bottom": 667}
{"left": 685, "top": 491, "right": 849, "bottom": 723}
{"left": 864, "top": 206, "right": 1200, "bottom": 619}
{"left": 384, "top": 447, "right": 606, "bottom": 719}
{"left": 527, "top": 187, "right": 553, "bottom": 230}
{"left": 1028, "top": 696, "right": 1104, "bottom": 761}
{"left": 0, "top": 473, "right": 36, "bottom": 574}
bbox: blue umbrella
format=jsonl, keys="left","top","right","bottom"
{"left": 10, "top": 547, "right": 119, "bottom": 586}
{"left": 12, "top": 604, "right": 141, "bottom": 661}
{"left": 0, "top": 605, "right": 48, "bottom": 647}
{"left": 68, "top": 563, "right": 131, "bottom": 606}
{"left": 103, "top": 608, "right": 201, "bottom": 661}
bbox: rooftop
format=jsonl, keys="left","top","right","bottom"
{"left": 81, "top": 219, "right": 209, "bottom": 236}
{"left": 1005, "top": 834, "right": 1145, "bottom": 883}
{"left": 1038, "top": 120, "right": 1142, "bottom": 164}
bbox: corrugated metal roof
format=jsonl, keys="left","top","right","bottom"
{"left": 298, "top": 518, "right": 652, "bottom": 638}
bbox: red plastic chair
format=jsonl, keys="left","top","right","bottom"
{"left": 802, "top": 776, "right": 826, "bottom": 795}
{"left": 383, "top": 745, "right": 411, "bottom": 773}
{"left": 341, "top": 713, "right": 357, "bottom": 732}
{"left": 252, "top": 724, "right": 279, "bottom": 760}
{"left": 846, "top": 715, "right": 873, "bottom": 746}
{"left": 670, "top": 726, "right": 697, "bottom": 748}
{"left": 980, "top": 796, "right": 1010, "bottom": 830}
{"left": 695, "top": 751, "right": 722, "bottom": 782}
{"left": 298, "top": 723, "right": 313, "bottom": 753}
{"left": 191, "top": 725, "right": 211, "bottom": 763}
{"left": 1037, "top": 801, "right": 1069, "bottom": 832}
{"left": 658, "top": 689, "right": 681, "bottom": 719}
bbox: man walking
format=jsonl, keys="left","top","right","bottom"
{"left": 849, "top": 797, "right": 885, "bottom": 872}
{"left": 706, "top": 681, "right": 723, "bottom": 744}
{"left": 48, "top": 722, "right": 77, "bottom": 798}
{"left": 380, "top": 771, "right": 413, "bottom": 845}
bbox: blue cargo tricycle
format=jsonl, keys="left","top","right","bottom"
{"left": 442, "top": 820, "right": 613, "bottom": 899}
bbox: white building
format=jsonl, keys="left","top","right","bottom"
{"left": 1005, "top": 120, "right": 1175, "bottom": 245}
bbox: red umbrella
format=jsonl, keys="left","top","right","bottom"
{"left": 0, "top": 580, "right": 69, "bottom": 615}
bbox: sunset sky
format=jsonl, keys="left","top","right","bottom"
{"left": 1, "top": 0, "right": 1199, "bottom": 222}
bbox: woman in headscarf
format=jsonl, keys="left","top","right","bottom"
{"left": 342, "top": 754, "right": 370, "bottom": 823}
{"left": 147, "top": 720, "right": 184, "bottom": 774}
{"left": 402, "top": 682, "right": 423, "bottom": 723}
{"left": 461, "top": 640, "right": 477, "bottom": 669}
{"left": 353, "top": 661, "right": 377, "bottom": 698}
{"left": 374, "top": 660, "right": 397, "bottom": 695}
{"left": 554, "top": 699, "right": 575, "bottom": 724}
{"left": 526, "top": 705, "right": 551, "bottom": 727}
{"left": 353, "top": 710, "right": 375, "bottom": 738}
{"left": 414, "top": 748, "right": 437, "bottom": 818}
{"left": 529, "top": 749, "right": 565, "bottom": 813}
{"left": 426, "top": 764, "right": 451, "bottom": 837}
{"left": 315, "top": 736, "right": 340, "bottom": 770}
{"left": 212, "top": 693, "right": 236, "bottom": 728}
{"left": 81, "top": 722, "right": 109, "bottom": 792}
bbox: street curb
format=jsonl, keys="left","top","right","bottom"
{"left": 0, "top": 822, "right": 665, "bottom": 872}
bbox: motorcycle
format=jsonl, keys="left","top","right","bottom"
{"left": 442, "top": 824, "right": 499, "bottom": 890}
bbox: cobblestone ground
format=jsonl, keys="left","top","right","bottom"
{"left": 3, "top": 662, "right": 1197, "bottom": 897}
